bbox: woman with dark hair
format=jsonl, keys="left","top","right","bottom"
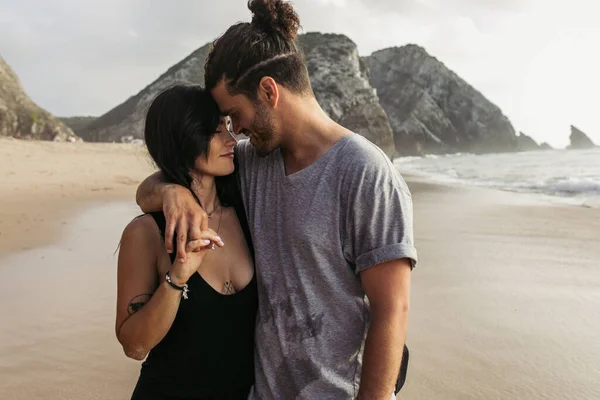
{"left": 115, "top": 84, "right": 257, "bottom": 400}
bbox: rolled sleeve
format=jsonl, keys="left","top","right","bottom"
{"left": 356, "top": 242, "right": 418, "bottom": 273}
{"left": 342, "top": 151, "right": 418, "bottom": 274}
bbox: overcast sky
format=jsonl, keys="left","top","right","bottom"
{"left": 1, "top": 0, "right": 598, "bottom": 147}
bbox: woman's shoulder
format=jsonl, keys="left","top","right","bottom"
{"left": 120, "top": 213, "right": 164, "bottom": 250}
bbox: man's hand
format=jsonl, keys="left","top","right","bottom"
{"left": 162, "top": 185, "right": 209, "bottom": 263}
{"left": 135, "top": 172, "right": 212, "bottom": 263}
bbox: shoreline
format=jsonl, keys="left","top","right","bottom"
{"left": 1, "top": 169, "right": 592, "bottom": 257}
{"left": 0, "top": 137, "right": 154, "bottom": 255}
{"left": 400, "top": 171, "right": 599, "bottom": 210}
{"left": 0, "top": 187, "right": 138, "bottom": 255}
{"left": 394, "top": 147, "right": 600, "bottom": 210}
{"left": 0, "top": 173, "right": 544, "bottom": 256}
{"left": 1, "top": 137, "right": 592, "bottom": 256}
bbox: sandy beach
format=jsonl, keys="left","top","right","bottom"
{"left": 1, "top": 138, "right": 599, "bottom": 399}
{"left": 0, "top": 137, "right": 154, "bottom": 255}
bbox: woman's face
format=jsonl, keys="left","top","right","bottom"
{"left": 193, "top": 117, "right": 238, "bottom": 177}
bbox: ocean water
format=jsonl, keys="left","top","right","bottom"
{"left": 394, "top": 148, "right": 600, "bottom": 207}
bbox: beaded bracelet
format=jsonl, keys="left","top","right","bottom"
{"left": 165, "top": 271, "right": 189, "bottom": 300}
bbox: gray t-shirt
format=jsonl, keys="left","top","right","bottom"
{"left": 236, "top": 133, "right": 418, "bottom": 399}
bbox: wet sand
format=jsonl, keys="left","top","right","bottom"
{"left": 0, "top": 138, "right": 152, "bottom": 399}
{"left": 1, "top": 139, "right": 599, "bottom": 399}
{"left": 402, "top": 182, "right": 600, "bottom": 400}
{"left": 0, "top": 202, "right": 142, "bottom": 400}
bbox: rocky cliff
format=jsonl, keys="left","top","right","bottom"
{"left": 75, "top": 33, "right": 396, "bottom": 157}
{"left": 567, "top": 125, "right": 596, "bottom": 149}
{"left": 298, "top": 33, "right": 395, "bottom": 156}
{"left": 0, "top": 55, "right": 78, "bottom": 141}
{"left": 363, "top": 45, "right": 518, "bottom": 156}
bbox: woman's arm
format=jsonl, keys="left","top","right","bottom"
{"left": 115, "top": 215, "right": 184, "bottom": 360}
{"left": 115, "top": 215, "right": 223, "bottom": 360}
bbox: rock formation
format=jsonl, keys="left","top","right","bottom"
{"left": 0, "top": 55, "right": 78, "bottom": 142}
{"left": 363, "top": 45, "right": 518, "bottom": 156}
{"left": 298, "top": 33, "right": 395, "bottom": 156}
{"left": 77, "top": 44, "right": 212, "bottom": 143}
{"left": 567, "top": 125, "right": 597, "bottom": 149}
{"left": 516, "top": 131, "right": 540, "bottom": 151}
{"left": 50, "top": 36, "right": 528, "bottom": 158}
{"left": 76, "top": 33, "right": 396, "bottom": 157}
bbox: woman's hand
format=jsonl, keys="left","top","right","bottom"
{"left": 168, "top": 229, "right": 224, "bottom": 285}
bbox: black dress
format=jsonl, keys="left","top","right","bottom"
{"left": 130, "top": 203, "right": 258, "bottom": 400}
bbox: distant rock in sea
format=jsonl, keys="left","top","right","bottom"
{"left": 567, "top": 125, "right": 597, "bottom": 149}
{"left": 540, "top": 142, "right": 554, "bottom": 150}
{"left": 0, "top": 55, "right": 78, "bottom": 142}
{"left": 516, "top": 132, "right": 540, "bottom": 152}
{"left": 363, "top": 44, "right": 518, "bottom": 156}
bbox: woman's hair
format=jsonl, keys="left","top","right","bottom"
{"left": 144, "top": 84, "right": 238, "bottom": 207}
{"left": 204, "top": 0, "right": 312, "bottom": 99}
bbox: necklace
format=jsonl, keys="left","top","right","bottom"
{"left": 209, "top": 206, "right": 224, "bottom": 251}
{"left": 215, "top": 205, "right": 223, "bottom": 234}
{"left": 206, "top": 203, "right": 218, "bottom": 218}
{"left": 205, "top": 189, "right": 220, "bottom": 218}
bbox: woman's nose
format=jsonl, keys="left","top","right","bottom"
{"left": 224, "top": 134, "right": 237, "bottom": 145}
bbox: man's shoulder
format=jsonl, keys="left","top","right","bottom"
{"left": 235, "top": 139, "right": 279, "bottom": 163}
{"left": 339, "top": 134, "right": 409, "bottom": 192}
{"left": 235, "top": 139, "right": 253, "bottom": 159}
{"left": 234, "top": 139, "right": 280, "bottom": 179}
{"left": 339, "top": 134, "right": 393, "bottom": 168}
{"left": 235, "top": 139, "right": 258, "bottom": 171}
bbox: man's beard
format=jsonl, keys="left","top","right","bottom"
{"left": 246, "top": 102, "right": 276, "bottom": 157}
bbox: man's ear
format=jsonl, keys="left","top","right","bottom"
{"left": 258, "top": 76, "right": 279, "bottom": 108}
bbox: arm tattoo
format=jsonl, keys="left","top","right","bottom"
{"left": 117, "top": 293, "right": 154, "bottom": 337}
{"left": 127, "top": 293, "right": 153, "bottom": 315}
{"left": 222, "top": 281, "right": 236, "bottom": 295}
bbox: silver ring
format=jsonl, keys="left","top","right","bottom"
{"left": 211, "top": 243, "right": 215, "bottom": 250}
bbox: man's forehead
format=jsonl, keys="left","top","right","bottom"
{"left": 211, "top": 83, "right": 238, "bottom": 114}
{"left": 219, "top": 104, "right": 237, "bottom": 116}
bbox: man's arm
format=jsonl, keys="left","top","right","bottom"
{"left": 358, "top": 258, "right": 412, "bottom": 400}
{"left": 136, "top": 171, "right": 168, "bottom": 213}
{"left": 135, "top": 172, "right": 208, "bottom": 262}
{"left": 340, "top": 144, "right": 417, "bottom": 399}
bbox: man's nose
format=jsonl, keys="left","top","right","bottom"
{"left": 232, "top": 120, "right": 243, "bottom": 135}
